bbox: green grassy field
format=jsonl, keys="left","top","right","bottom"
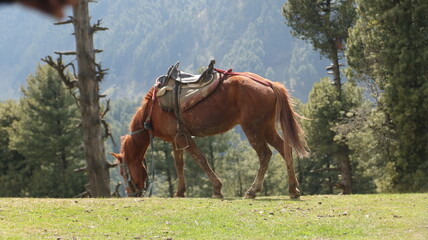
{"left": 0, "top": 194, "right": 427, "bottom": 239}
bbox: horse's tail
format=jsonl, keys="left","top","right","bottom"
{"left": 271, "top": 82, "right": 309, "bottom": 157}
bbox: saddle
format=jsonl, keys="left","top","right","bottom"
{"left": 156, "top": 60, "right": 221, "bottom": 112}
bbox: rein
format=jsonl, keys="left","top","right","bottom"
{"left": 143, "top": 123, "right": 155, "bottom": 197}
{"left": 143, "top": 86, "right": 158, "bottom": 197}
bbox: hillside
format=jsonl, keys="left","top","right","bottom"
{"left": 0, "top": 0, "right": 329, "bottom": 101}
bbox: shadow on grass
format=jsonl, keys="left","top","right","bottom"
{"left": 219, "top": 196, "right": 305, "bottom": 202}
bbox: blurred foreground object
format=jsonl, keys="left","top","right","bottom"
{"left": 0, "top": 0, "right": 76, "bottom": 18}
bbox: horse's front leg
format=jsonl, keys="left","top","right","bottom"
{"left": 175, "top": 135, "right": 224, "bottom": 199}
{"left": 172, "top": 144, "right": 186, "bottom": 197}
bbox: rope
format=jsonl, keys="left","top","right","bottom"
{"left": 144, "top": 126, "right": 156, "bottom": 197}
{"left": 214, "top": 68, "right": 272, "bottom": 87}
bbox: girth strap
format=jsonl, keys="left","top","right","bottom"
{"left": 144, "top": 125, "right": 155, "bottom": 197}
{"left": 143, "top": 87, "right": 158, "bottom": 197}
{"left": 171, "top": 70, "right": 193, "bottom": 150}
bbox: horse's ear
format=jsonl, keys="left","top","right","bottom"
{"left": 110, "top": 152, "right": 123, "bottom": 162}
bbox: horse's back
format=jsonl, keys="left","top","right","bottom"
{"left": 181, "top": 74, "right": 277, "bottom": 136}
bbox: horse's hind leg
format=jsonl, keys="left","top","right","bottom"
{"left": 241, "top": 125, "right": 273, "bottom": 199}
{"left": 172, "top": 144, "right": 186, "bottom": 197}
{"left": 265, "top": 130, "right": 300, "bottom": 199}
{"left": 175, "top": 135, "right": 223, "bottom": 199}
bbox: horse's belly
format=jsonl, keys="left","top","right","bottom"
{"left": 182, "top": 103, "right": 239, "bottom": 136}
{"left": 179, "top": 76, "right": 276, "bottom": 137}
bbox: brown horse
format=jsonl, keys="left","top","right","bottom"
{"left": 111, "top": 70, "right": 308, "bottom": 199}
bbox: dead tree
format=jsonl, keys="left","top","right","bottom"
{"left": 43, "top": 0, "right": 111, "bottom": 197}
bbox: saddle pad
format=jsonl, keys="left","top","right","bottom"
{"left": 176, "top": 72, "right": 201, "bottom": 83}
{"left": 157, "top": 73, "right": 221, "bottom": 112}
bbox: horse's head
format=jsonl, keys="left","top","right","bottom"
{"left": 110, "top": 133, "right": 149, "bottom": 197}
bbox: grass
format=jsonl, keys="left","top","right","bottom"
{"left": 0, "top": 194, "right": 427, "bottom": 239}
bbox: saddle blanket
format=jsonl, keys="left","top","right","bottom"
{"left": 156, "top": 72, "right": 221, "bottom": 112}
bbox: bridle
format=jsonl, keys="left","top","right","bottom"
{"left": 120, "top": 111, "right": 156, "bottom": 197}
{"left": 119, "top": 161, "right": 144, "bottom": 197}
{"left": 119, "top": 70, "right": 174, "bottom": 197}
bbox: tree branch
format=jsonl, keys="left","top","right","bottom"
{"left": 91, "top": 19, "right": 109, "bottom": 34}
{"left": 54, "top": 16, "right": 73, "bottom": 25}
{"left": 54, "top": 51, "right": 77, "bottom": 56}
{"left": 93, "top": 60, "right": 109, "bottom": 82}
{"left": 74, "top": 166, "right": 86, "bottom": 173}
{"left": 100, "top": 101, "right": 115, "bottom": 146}
{"left": 107, "top": 161, "right": 119, "bottom": 168}
{"left": 41, "top": 55, "right": 78, "bottom": 89}
{"left": 75, "top": 191, "right": 91, "bottom": 198}
{"left": 311, "top": 167, "right": 340, "bottom": 173}
{"left": 101, "top": 99, "right": 110, "bottom": 118}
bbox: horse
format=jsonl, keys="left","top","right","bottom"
{"left": 110, "top": 67, "right": 308, "bottom": 199}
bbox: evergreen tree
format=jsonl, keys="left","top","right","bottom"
{"left": 299, "top": 78, "right": 372, "bottom": 194}
{"left": 0, "top": 100, "right": 27, "bottom": 197}
{"left": 283, "top": 0, "right": 357, "bottom": 193}
{"left": 217, "top": 131, "right": 259, "bottom": 197}
{"left": 334, "top": 103, "right": 394, "bottom": 192}
{"left": 8, "top": 65, "right": 86, "bottom": 197}
{"left": 153, "top": 140, "right": 176, "bottom": 198}
{"left": 347, "top": 0, "right": 428, "bottom": 192}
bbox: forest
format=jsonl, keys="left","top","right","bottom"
{"left": 0, "top": 0, "right": 427, "bottom": 198}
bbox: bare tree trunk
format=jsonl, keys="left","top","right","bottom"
{"left": 338, "top": 146, "right": 352, "bottom": 194}
{"left": 72, "top": 0, "right": 110, "bottom": 197}
{"left": 329, "top": 39, "right": 352, "bottom": 195}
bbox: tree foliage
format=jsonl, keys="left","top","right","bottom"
{"left": 282, "top": 0, "right": 356, "bottom": 59}
{"left": 0, "top": 100, "right": 27, "bottom": 196}
{"left": 298, "top": 78, "right": 376, "bottom": 194}
{"left": 347, "top": 0, "right": 428, "bottom": 192}
{"left": 5, "top": 65, "right": 86, "bottom": 197}
{"left": 283, "top": 0, "right": 358, "bottom": 193}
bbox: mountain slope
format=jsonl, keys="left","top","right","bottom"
{"left": 0, "top": 0, "right": 329, "bottom": 101}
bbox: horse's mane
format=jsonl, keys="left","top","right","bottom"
{"left": 129, "top": 87, "right": 155, "bottom": 132}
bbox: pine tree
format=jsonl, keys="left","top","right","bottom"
{"left": 0, "top": 100, "right": 27, "bottom": 197}
{"left": 299, "top": 78, "right": 367, "bottom": 194}
{"left": 8, "top": 65, "right": 86, "bottom": 197}
{"left": 347, "top": 0, "right": 428, "bottom": 192}
{"left": 283, "top": 0, "right": 357, "bottom": 193}
{"left": 43, "top": 0, "right": 111, "bottom": 197}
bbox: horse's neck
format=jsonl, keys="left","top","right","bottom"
{"left": 129, "top": 108, "right": 146, "bottom": 132}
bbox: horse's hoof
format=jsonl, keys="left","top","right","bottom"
{"left": 244, "top": 191, "right": 256, "bottom": 199}
{"left": 212, "top": 193, "right": 224, "bottom": 199}
{"left": 290, "top": 195, "right": 300, "bottom": 200}
{"left": 289, "top": 191, "right": 301, "bottom": 199}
